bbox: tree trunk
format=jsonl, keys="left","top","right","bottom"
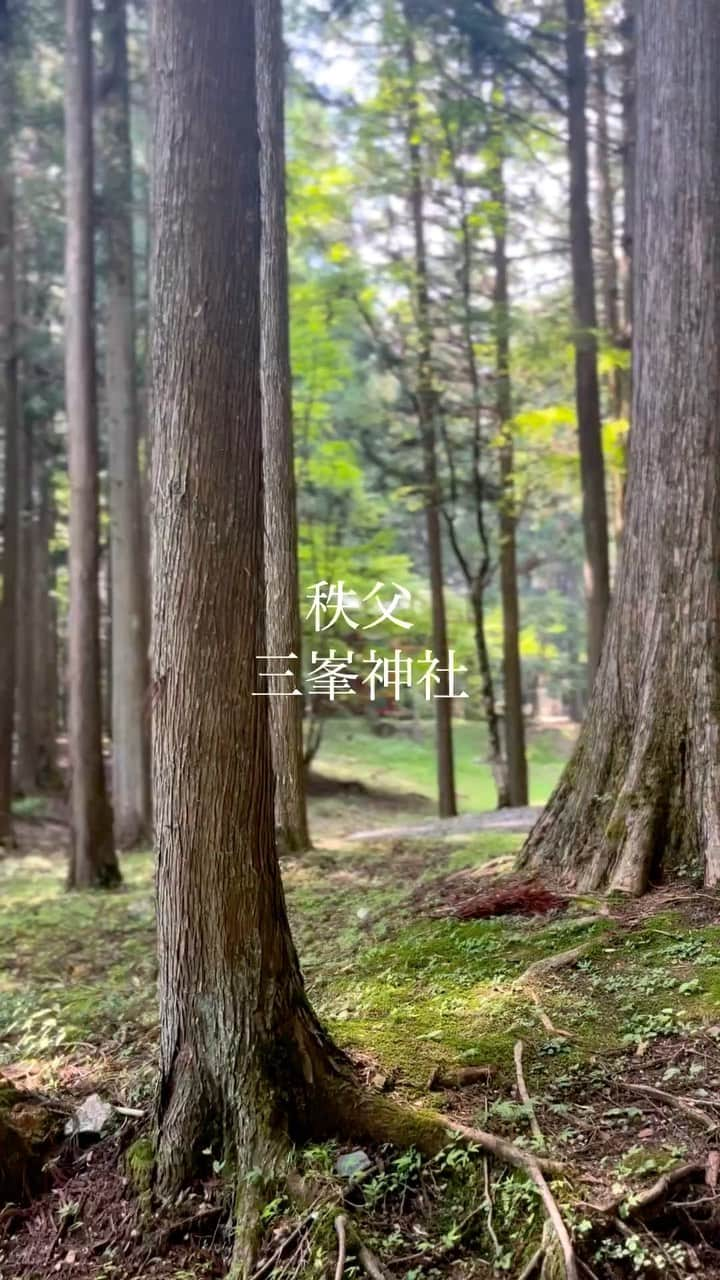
{"left": 256, "top": 0, "right": 310, "bottom": 854}
{"left": 565, "top": 0, "right": 610, "bottom": 683}
{"left": 593, "top": 38, "right": 626, "bottom": 549}
{"left": 151, "top": 5, "right": 451, "bottom": 1269}
{"left": 65, "top": 0, "right": 119, "bottom": 888}
{"left": 0, "top": 0, "right": 18, "bottom": 845}
{"left": 620, "top": 0, "right": 635, "bottom": 354}
{"left": 471, "top": 581, "right": 509, "bottom": 808}
{"left": 493, "top": 158, "right": 528, "bottom": 808}
{"left": 16, "top": 399, "right": 36, "bottom": 794}
{"left": 403, "top": 16, "right": 456, "bottom": 818}
{"left": 521, "top": 0, "right": 720, "bottom": 895}
{"left": 449, "top": 128, "right": 509, "bottom": 810}
{"left": 101, "top": 0, "right": 151, "bottom": 849}
{"left": 33, "top": 448, "right": 59, "bottom": 788}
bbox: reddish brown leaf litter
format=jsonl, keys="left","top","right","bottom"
{"left": 0, "top": 1131, "right": 227, "bottom": 1279}
{"left": 450, "top": 878, "right": 569, "bottom": 921}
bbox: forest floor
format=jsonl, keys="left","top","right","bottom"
{"left": 3, "top": 723, "right": 720, "bottom": 1279}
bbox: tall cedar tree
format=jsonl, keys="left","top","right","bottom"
{"left": 101, "top": 0, "right": 151, "bottom": 848}
{"left": 65, "top": 0, "right": 119, "bottom": 886}
{"left": 565, "top": 0, "right": 610, "bottom": 682}
{"left": 0, "top": 0, "right": 18, "bottom": 845}
{"left": 150, "top": 0, "right": 487, "bottom": 1267}
{"left": 257, "top": 0, "right": 310, "bottom": 853}
{"left": 522, "top": 0, "right": 720, "bottom": 893}
{"left": 403, "top": 12, "right": 456, "bottom": 817}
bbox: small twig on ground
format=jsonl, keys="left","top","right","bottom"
{"left": 344, "top": 1222, "right": 389, "bottom": 1280}
{"left": 514, "top": 1041, "right": 545, "bottom": 1149}
{"left": 619, "top": 1081, "right": 717, "bottom": 1133}
{"left": 483, "top": 1153, "right": 501, "bottom": 1257}
{"left": 528, "top": 987, "right": 572, "bottom": 1039}
{"left": 334, "top": 1213, "right": 347, "bottom": 1280}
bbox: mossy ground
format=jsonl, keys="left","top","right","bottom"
{"left": 3, "top": 724, "right": 720, "bottom": 1275}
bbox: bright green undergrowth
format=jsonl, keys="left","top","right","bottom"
{"left": 2, "top": 827, "right": 720, "bottom": 1104}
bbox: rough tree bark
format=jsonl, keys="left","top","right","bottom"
{"left": 565, "top": 0, "right": 610, "bottom": 683}
{"left": 65, "top": 0, "right": 119, "bottom": 887}
{"left": 257, "top": 0, "right": 310, "bottom": 853}
{"left": 620, "top": 0, "right": 635, "bottom": 354}
{"left": 0, "top": 0, "right": 18, "bottom": 845}
{"left": 403, "top": 16, "right": 456, "bottom": 818}
{"left": 101, "top": 0, "right": 151, "bottom": 848}
{"left": 151, "top": 3, "right": 462, "bottom": 1270}
{"left": 493, "top": 156, "right": 528, "bottom": 808}
{"left": 522, "top": 0, "right": 720, "bottom": 894}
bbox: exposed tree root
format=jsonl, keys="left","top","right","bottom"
{"left": 515, "top": 945, "right": 593, "bottom": 987}
{"left": 514, "top": 1041, "right": 545, "bottom": 1148}
{"left": 619, "top": 1080, "right": 717, "bottom": 1133}
{"left": 333, "top": 1213, "right": 347, "bottom": 1280}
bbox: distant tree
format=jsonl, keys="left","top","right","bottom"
{"left": 0, "top": 0, "right": 19, "bottom": 845}
{"left": 64, "top": 0, "right": 118, "bottom": 886}
{"left": 257, "top": 0, "right": 310, "bottom": 853}
{"left": 565, "top": 0, "right": 610, "bottom": 681}
{"left": 33, "top": 445, "right": 58, "bottom": 787}
{"left": 16, "top": 394, "right": 35, "bottom": 795}
{"left": 522, "top": 0, "right": 720, "bottom": 893}
{"left": 101, "top": 0, "right": 151, "bottom": 848}
{"left": 492, "top": 151, "right": 528, "bottom": 807}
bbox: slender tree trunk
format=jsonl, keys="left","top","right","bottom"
{"left": 33, "top": 448, "right": 59, "bottom": 788}
{"left": 403, "top": 18, "right": 456, "bottom": 818}
{"left": 449, "top": 139, "right": 509, "bottom": 809}
{"left": 256, "top": 0, "right": 310, "bottom": 854}
{"left": 522, "top": 0, "right": 720, "bottom": 894}
{"left": 16, "top": 401, "right": 36, "bottom": 795}
{"left": 101, "top": 0, "right": 151, "bottom": 848}
{"left": 493, "top": 159, "right": 528, "bottom": 808}
{"left": 0, "top": 0, "right": 18, "bottom": 845}
{"left": 565, "top": 0, "right": 610, "bottom": 683}
{"left": 151, "top": 6, "right": 447, "bottom": 1268}
{"left": 65, "top": 0, "right": 119, "bottom": 888}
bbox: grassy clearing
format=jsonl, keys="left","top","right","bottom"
{"left": 312, "top": 717, "right": 574, "bottom": 809}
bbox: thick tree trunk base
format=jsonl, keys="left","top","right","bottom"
{"left": 519, "top": 701, "right": 720, "bottom": 895}
{"left": 0, "top": 1082, "right": 65, "bottom": 1204}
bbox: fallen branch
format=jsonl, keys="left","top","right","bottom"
{"left": 514, "top": 1041, "right": 545, "bottom": 1149}
{"left": 619, "top": 1081, "right": 717, "bottom": 1133}
{"left": 427, "top": 1065, "right": 493, "bottom": 1091}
